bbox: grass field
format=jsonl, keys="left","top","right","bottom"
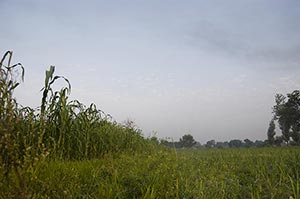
{"left": 1, "top": 147, "right": 300, "bottom": 199}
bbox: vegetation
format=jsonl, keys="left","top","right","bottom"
{"left": 268, "top": 90, "right": 300, "bottom": 146}
{"left": 162, "top": 135, "right": 265, "bottom": 149}
{"left": 267, "top": 119, "right": 276, "bottom": 145}
{"left": 1, "top": 51, "right": 300, "bottom": 198}
{"left": 0, "top": 51, "right": 156, "bottom": 197}
{"left": 2, "top": 148, "right": 300, "bottom": 199}
{"left": 161, "top": 134, "right": 197, "bottom": 148}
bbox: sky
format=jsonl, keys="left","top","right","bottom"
{"left": 1, "top": 0, "right": 300, "bottom": 143}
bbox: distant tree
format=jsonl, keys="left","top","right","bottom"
{"left": 193, "top": 142, "right": 202, "bottom": 149}
{"left": 254, "top": 140, "right": 265, "bottom": 147}
{"left": 267, "top": 120, "right": 276, "bottom": 145}
{"left": 215, "top": 141, "right": 229, "bottom": 149}
{"left": 205, "top": 140, "right": 216, "bottom": 148}
{"left": 223, "top": 141, "right": 229, "bottom": 148}
{"left": 228, "top": 139, "right": 243, "bottom": 148}
{"left": 244, "top": 139, "right": 254, "bottom": 148}
{"left": 179, "top": 134, "right": 196, "bottom": 148}
{"left": 174, "top": 141, "right": 182, "bottom": 148}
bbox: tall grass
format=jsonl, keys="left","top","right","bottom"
{"left": 35, "top": 64, "right": 150, "bottom": 160}
{"left": 0, "top": 51, "right": 155, "bottom": 197}
{"left": 2, "top": 148, "right": 299, "bottom": 198}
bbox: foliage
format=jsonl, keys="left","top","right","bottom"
{"left": 162, "top": 137, "right": 266, "bottom": 149}
{"left": 179, "top": 134, "right": 196, "bottom": 148}
{"left": 273, "top": 90, "right": 300, "bottom": 145}
{"left": 205, "top": 139, "right": 216, "bottom": 148}
{"left": 228, "top": 139, "right": 243, "bottom": 148}
{"left": 0, "top": 51, "right": 38, "bottom": 198}
{"left": 267, "top": 119, "right": 276, "bottom": 145}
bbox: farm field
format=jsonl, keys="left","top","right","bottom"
{"left": 1, "top": 52, "right": 300, "bottom": 199}
{"left": 1, "top": 147, "right": 300, "bottom": 199}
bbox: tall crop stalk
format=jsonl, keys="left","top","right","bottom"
{"left": 39, "top": 66, "right": 70, "bottom": 156}
{"left": 0, "top": 51, "right": 27, "bottom": 196}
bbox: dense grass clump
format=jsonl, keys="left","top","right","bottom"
{"left": 0, "top": 51, "right": 152, "bottom": 159}
{"left": 0, "top": 51, "right": 156, "bottom": 197}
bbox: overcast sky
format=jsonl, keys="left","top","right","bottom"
{"left": 1, "top": 0, "right": 300, "bottom": 143}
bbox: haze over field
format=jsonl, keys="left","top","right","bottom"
{"left": 1, "top": 0, "right": 300, "bottom": 142}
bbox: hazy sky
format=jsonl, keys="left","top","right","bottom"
{"left": 1, "top": 0, "right": 300, "bottom": 143}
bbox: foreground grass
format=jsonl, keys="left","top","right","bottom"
{"left": 1, "top": 147, "right": 300, "bottom": 199}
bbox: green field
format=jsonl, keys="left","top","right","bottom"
{"left": 1, "top": 52, "right": 300, "bottom": 198}
{"left": 1, "top": 147, "right": 300, "bottom": 199}
{"left": 0, "top": 148, "right": 300, "bottom": 199}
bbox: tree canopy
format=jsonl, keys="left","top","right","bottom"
{"left": 179, "top": 134, "right": 196, "bottom": 148}
{"left": 272, "top": 90, "right": 300, "bottom": 145}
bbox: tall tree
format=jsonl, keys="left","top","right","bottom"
{"left": 273, "top": 90, "right": 300, "bottom": 145}
{"left": 267, "top": 120, "right": 276, "bottom": 145}
{"left": 179, "top": 134, "right": 196, "bottom": 148}
{"left": 273, "top": 94, "right": 291, "bottom": 144}
{"left": 287, "top": 91, "right": 300, "bottom": 145}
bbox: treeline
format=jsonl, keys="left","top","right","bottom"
{"left": 161, "top": 90, "right": 300, "bottom": 149}
{"left": 160, "top": 134, "right": 265, "bottom": 149}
